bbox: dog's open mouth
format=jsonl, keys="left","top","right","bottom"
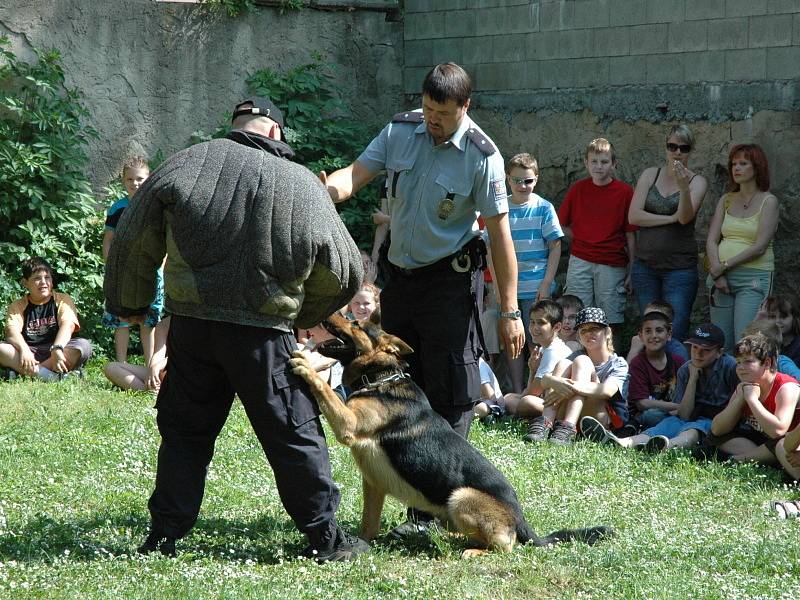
{"left": 315, "top": 332, "right": 358, "bottom": 365}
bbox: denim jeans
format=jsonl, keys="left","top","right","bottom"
{"left": 631, "top": 260, "right": 698, "bottom": 342}
{"left": 707, "top": 267, "right": 773, "bottom": 353}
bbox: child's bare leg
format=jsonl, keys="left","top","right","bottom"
{"left": 668, "top": 429, "right": 701, "bottom": 449}
{"left": 0, "top": 342, "right": 20, "bottom": 370}
{"left": 472, "top": 401, "right": 490, "bottom": 420}
{"left": 515, "top": 395, "right": 544, "bottom": 417}
{"left": 104, "top": 362, "right": 148, "bottom": 391}
{"left": 114, "top": 327, "right": 130, "bottom": 362}
{"left": 141, "top": 324, "right": 155, "bottom": 364}
{"left": 561, "top": 355, "right": 596, "bottom": 425}
{"left": 718, "top": 438, "right": 776, "bottom": 464}
{"left": 776, "top": 439, "right": 800, "bottom": 480}
{"left": 617, "top": 433, "right": 650, "bottom": 448}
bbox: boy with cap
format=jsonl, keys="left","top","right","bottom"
{"left": 582, "top": 323, "right": 738, "bottom": 452}
{"left": 527, "top": 307, "right": 629, "bottom": 444}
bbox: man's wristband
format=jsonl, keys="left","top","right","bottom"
{"left": 499, "top": 309, "right": 522, "bottom": 320}
{"left": 50, "top": 344, "right": 64, "bottom": 353}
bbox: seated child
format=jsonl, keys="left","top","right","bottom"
{"left": 756, "top": 295, "right": 800, "bottom": 366}
{"left": 626, "top": 299, "right": 689, "bottom": 362}
{"left": 526, "top": 307, "right": 629, "bottom": 445}
{"left": 347, "top": 282, "right": 380, "bottom": 323}
{"left": 708, "top": 332, "right": 799, "bottom": 464}
{"left": 474, "top": 300, "right": 571, "bottom": 423}
{"left": 0, "top": 257, "right": 92, "bottom": 380}
{"left": 556, "top": 294, "right": 584, "bottom": 352}
{"left": 775, "top": 420, "right": 800, "bottom": 491}
{"left": 102, "top": 156, "right": 164, "bottom": 363}
{"left": 626, "top": 309, "right": 686, "bottom": 430}
{"left": 744, "top": 319, "right": 800, "bottom": 380}
{"left": 103, "top": 316, "right": 170, "bottom": 392}
{"left": 582, "top": 323, "right": 737, "bottom": 452}
{"left": 472, "top": 357, "right": 505, "bottom": 422}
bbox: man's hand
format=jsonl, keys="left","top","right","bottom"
{"left": 18, "top": 346, "right": 37, "bottom": 375}
{"left": 500, "top": 318, "right": 525, "bottom": 360}
{"left": 51, "top": 348, "right": 69, "bottom": 374}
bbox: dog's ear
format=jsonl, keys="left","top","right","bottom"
{"left": 381, "top": 334, "right": 414, "bottom": 356}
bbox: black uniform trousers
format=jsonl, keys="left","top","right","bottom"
{"left": 380, "top": 267, "right": 483, "bottom": 438}
{"left": 148, "top": 315, "right": 340, "bottom": 545}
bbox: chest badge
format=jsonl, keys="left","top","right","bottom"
{"left": 437, "top": 195, "right": 456, "bottom": 220}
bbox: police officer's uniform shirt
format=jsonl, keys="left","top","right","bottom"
{"left": 357, "top": 109, "right": 507, "bottom": 269}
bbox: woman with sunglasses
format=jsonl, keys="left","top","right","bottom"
{"left": 705, "top": 143, "right": 778, "bottom": 352}
{"left": 628, "top": 124, "right": 708, "bottom": 342}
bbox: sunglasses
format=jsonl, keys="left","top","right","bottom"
{"left": 666, "top": 143, "right": 692, "bottom": 153}
{"left": 510, "top": 176, "right": 536, "bottom": 185}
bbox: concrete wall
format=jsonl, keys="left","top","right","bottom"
{"left": 403, "top": 0, "right": 800, "bottom": 300}
{"left": 0, "top": 0, "right": 403, "bottom": 188}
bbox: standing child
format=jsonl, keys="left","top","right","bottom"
{"left": 626, "top": 310, "right": 686, "bottom": 430}
{"left": 102, "top": 157, "right": 164, "bottom": 363}
{"left": 486, "top": 153, "right": 563, "bottom": 392}
{"left": 582, "top": 323, "right": 737, "bottom": 452}
{"left": 556, "top": 294, "right": 584, "bottom": 352}
{"left": 0, "top": 257, "right": 92, "bottom": 380}
{"left": 558, "top": 138, "right": 636, "bottom": 345}
{"left": 708, "top": 332, "right": 799, "bottom": 464}
{"left": 347, "top": 282, "right": 380, "bottom": 322}
{"left": 526, "top": 307, "right": 629, "bottom": 445}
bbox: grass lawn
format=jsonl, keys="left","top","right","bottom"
{"left": 1, "top": 360, "right": 799, "bottom": 599}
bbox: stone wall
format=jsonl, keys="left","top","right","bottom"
{"left": 403, "top": 0, "right": 800, "bottom": 301}
{"left": 0, "top": 0, "right": 403, "bottom": 188}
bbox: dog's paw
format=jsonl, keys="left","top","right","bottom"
{"left": 289, "top": 357, "right": 313, "bottom": 379}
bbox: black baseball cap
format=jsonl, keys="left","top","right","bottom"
{"left": 685, "top": 323, "right": 725, "bottom": 348}
{"left": 574, "top": 307, "right": 609, "bottom": 329}
{"left": 232, "top": 97, "right": 284, "bottom": 130}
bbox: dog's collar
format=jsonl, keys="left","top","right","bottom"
{"left": 352, "top": 370, "right": 410, "bottom": 392}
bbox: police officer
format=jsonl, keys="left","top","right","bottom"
{"left": 323, "top": 64, "right": 523, "bottom": 432}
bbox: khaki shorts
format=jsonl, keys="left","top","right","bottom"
{"left": 565, "top": 255, "right": 627, "bottom": 324}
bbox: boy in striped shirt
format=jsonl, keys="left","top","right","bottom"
{"left": 487, "top": 153, "right": 564, "bottom": 392}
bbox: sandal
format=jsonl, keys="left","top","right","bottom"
{"left": 769, "top": 500, "right": 800, "bottom": 519}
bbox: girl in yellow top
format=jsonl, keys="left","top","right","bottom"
{"left": 706, "top": 144, "right": 778, "bottom": 352}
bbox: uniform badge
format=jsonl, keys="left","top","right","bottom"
{"left": 492, "top": 179, "right": 506, "bottom": 199}
{"left": 437, "top": 197, "right": 455, "bottom": 220}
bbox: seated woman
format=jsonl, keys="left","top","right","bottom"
{"left": 0, "top": 257, "right": 92, "bottom": 381}
{"left": 708, "top": 332, "right": 799, "bottom": 464}
{"left": 706, "top": 144, "right": 778, "bottom": 352}
{"left": 628, "top": 124, "right": 708, "bottom": 342}
{"left": 104, "top": 316, "right": 170, "bottom": 392}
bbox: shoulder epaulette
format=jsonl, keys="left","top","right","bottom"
{"left": 465, "top": 127, "right": 497, "bottom": 156}
{"left": 392, "top": 110, "right": 425, "bottom": 124}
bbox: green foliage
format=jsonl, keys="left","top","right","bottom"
{"left": 246, "top": 58, "right": 381, "bottom": 248}
{"left": 199, "top": 0, "right": 256, "bottom": 17}
{"left": 0, "top": 37, "right": 107, "bottom": 348}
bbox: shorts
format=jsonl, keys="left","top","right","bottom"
{"left": 565, "top": 255, "right": 627, "bottom": 324}
{"left": 644, "top": 415, "right": 712, "bottom": 438}
{"left": 30, "top": 338, "right": 93, "bottom": 367}
{"left": 103, "top": 268, "right": 165, "bottom": 329}
{"left": 706, "top": 427, "right": 779, "bottom": 454}
{"left": 476, "top": 396, "right": 507, "bottom": 418}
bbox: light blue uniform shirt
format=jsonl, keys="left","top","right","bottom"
{"left": 357, "top": 109, "right": 507, "bottom": 269}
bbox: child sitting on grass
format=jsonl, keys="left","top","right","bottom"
{"left": 582, "top": 323, "right": 737, "bottom": 453}
{"left": 626, "top": 309, "right": 686, "bottom": 430}
{"left": 708, "top": 332, "right": 799, "bottom": 464}
{"left": 556, "top": 294, "right": 584, "bottom": 352}
{"left": 626, "top": 299, "right": 689, "bottom": 362}
{"left": 0, "top": 257, "right": 92, "bottom": 381}
{"left": 473, "top": 300, "right": 571, "bottom": 425}
{"left": 526, "top": 307, "right": 629, "bottom": 445}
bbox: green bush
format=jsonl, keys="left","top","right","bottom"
{"left": 0, "top": 37, "right": 107, "bottom": 350}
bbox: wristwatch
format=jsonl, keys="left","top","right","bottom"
{"left": 499, "top": 309, "right": 522, "bottom": 320}
{"left": 50, "top": 344, "right": 64, "bottom": 352}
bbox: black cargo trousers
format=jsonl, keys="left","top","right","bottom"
{"left": 147, "top": 315, "right": 341, "bottom": 547}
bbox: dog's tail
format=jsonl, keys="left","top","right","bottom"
{"left": 517, "top": 523, "right": 613, "bottom": 547}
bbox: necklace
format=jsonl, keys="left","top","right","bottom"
{"left": 741, "top": 190, "right": 758, "bottom": 210}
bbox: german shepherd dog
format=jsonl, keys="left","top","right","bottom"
{"left": 289, "top": 314, "right": 612, "bottom": 557}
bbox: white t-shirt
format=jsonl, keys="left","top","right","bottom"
{"left": 534, "top": 336, "right": 573, "bottom": 379}
{"left": 479, "top": 358, "right": 503, "bottom": 400}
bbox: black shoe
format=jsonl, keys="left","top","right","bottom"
{"left": 386, "top": 519, "right": 436, "bottom": 542}
{"left": 548, "top": 420, "right": 577, "bottom": 445}
{"left": 523, "top": 416, "right": 553, "bottom": 443}
{"left": 137, "top": 531, "right": 177, "bottom": 557}
{"left": 301, "top": 529, "right": 369, "bottom": 563}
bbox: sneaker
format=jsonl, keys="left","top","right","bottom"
{"left": 643, "top": 435, "right": 670, "bottom": 453}
{"left": 613, "top": 423, "right": 638, "bottom": 438}
{"left": 548, "top": 420, "right": 577, "bottom": 445}
{"left": 580, "top": 416, "right": 624, "bottom": 447}
{"left": 523, "top": 416, "right": 553, "bottom": 443}
{"left": 386, "top": 518, "right": 437, "bottom": 542}
{"left": 301, "top": 528, "right": 369, "bottom": 563}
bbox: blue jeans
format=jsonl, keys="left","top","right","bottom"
{"left": 631, "top": 260, "right": 698, "bottom": 342}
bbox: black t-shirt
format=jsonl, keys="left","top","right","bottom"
{"left": 23, "top": 297, "right": 59, "bottom": 346}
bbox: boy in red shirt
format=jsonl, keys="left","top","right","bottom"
{"left": 558, "top": 138, "right": 635, "bottom": 344}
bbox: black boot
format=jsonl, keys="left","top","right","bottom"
{"left": 138, "top": 530, "right": 177, "bottom": 557}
